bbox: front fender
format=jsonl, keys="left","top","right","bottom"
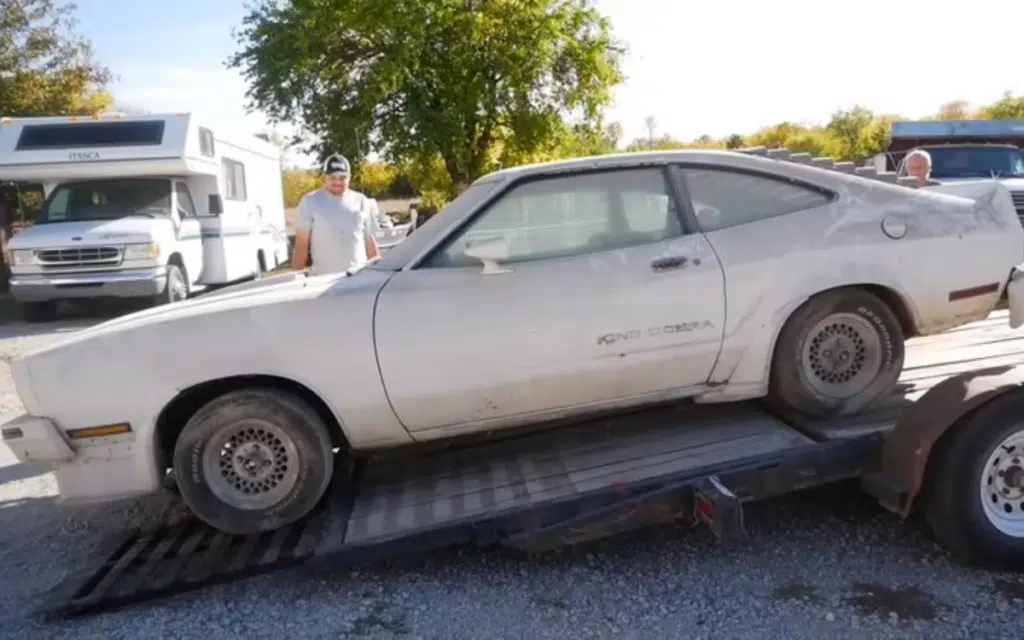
{"left": 863, "top": 364, "right": 1024, "bottom": 517}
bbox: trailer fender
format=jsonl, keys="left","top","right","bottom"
{"left": 867, "top": 364, "right": 1024, "bottom": 518}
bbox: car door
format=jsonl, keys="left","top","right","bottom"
{"left": 173, "top": 182, "right": 204, "bottom": 285}
{"left": 372, "top": 165, "right": 727, "bottom": 437}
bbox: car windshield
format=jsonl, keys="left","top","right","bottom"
{"left": 36, "top": 178, "right": 172, "bottom": 224}
{"left": 922, "top": 146, "right": 1024, "bottom": 179}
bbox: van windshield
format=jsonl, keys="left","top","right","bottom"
{"left": 920, "top": 146, "right": 1024, "bottom": 179}
{"left": 36, "top": 178, "right": 172, "bottom": 224}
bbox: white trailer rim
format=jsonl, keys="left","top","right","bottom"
{"left": 979, "top": 430, "right": 1024, "bottom": 537}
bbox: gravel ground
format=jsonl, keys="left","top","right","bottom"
{"left": 0, "top": 315, "right": 1022, "bottom": 640}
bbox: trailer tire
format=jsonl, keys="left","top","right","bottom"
{"left": 920, "top": 390, "right": 1024, "bottom": 569}
{"left": 171, "top": 388, "right": 335, "bottom": 535}
{"left": 767, "top": 288, "right": 904, "bottom": 420}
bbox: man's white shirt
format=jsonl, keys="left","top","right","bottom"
{"left": 295, "top": 188, "right": 381, "bottom": 275}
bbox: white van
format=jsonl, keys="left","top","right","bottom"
{"left": 0, "top": 112, "right": 290, "bottom": 322}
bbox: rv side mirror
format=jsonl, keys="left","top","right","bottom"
{"left": 208, "top": 194, "right": 224, "bottom": 216}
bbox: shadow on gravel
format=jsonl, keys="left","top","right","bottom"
{"left": 0, "top": 300, "right": 137, "bottom": 341}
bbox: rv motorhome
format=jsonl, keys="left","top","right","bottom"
{"left": 0, "top": 112, "right": 290, "bottom": 322}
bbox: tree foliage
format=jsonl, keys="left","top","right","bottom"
{"left": 229, "top": 0, "right": 625, "bottom": 195}
{"left": 0, "top": 0, "right": 112, "bottom": 116}
{"left": 277, "top": 87, "right": 1024, "bottom": 213}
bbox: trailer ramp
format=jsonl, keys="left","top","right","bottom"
{"left": 40, "top": 403, "right": 831, "bottom": 620}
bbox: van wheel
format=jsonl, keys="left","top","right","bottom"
{"left": 921, "top": 390, "right": 1024, "bottom": 569}
{"left": 767, "top": 288, "right": 904, "bottom": 420}
{"left": 171, "top": 388, "right": 335, "bottom": 535}
{"left": 152, "top": 263, "right": 187, "bottom": 306}
{"left": 20, "top": 301, "right": 58, "bottom": 323}
{"left": 255, "top": 251, "right": 267, "bottom": 279}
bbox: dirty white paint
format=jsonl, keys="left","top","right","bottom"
{"left": 4, "top": 149, "right": 1024, "bottom": 508}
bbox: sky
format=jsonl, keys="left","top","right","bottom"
{"left": 76, "top": 0, "right": 1024, "bottom": 168}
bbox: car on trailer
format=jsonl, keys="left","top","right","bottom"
{"left": 5, "top": 146, "right": 1024, "bottom": 572}
{"left": 0, "top": 112, "right": 291, "bottom": 322}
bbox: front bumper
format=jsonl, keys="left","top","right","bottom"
{"left": 0, "top": 413, "right": 74, "bottom": 463}
{"left": 9, "top": 267, "right": 167, "bottom": 303}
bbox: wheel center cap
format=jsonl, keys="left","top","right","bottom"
{"left": 233, "top": 442, "right": 274, "bottom": 480}
{"left": 1003, "top": 465, "right": 1024, "bottom": 490}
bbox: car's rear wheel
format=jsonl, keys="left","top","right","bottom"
{"left": 767, "top": 288, "right": 905, "bottom": 420}
{"left": 172, "top": 388, "right": 335, "bottom": 534}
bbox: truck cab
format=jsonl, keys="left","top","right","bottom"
{"left": 883, "top": 120, "right": 1024, "bottom": 224}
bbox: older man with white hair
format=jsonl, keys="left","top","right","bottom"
{"left": 903, "top": 148, "right": 940, "bottom": 187}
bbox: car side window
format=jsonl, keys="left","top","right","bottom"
{"left": 425, "top": 168, "right": 682, "bottom": 268}
{"left": 678, "top": 166, "right": 833, "bottom": 233}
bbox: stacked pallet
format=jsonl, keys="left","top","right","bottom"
{"left": 735, "top": 146, "right": 920, "bottom": 189}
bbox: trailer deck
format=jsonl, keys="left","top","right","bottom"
{"left": 37, "top": 312, "right": 1024, "bottom": 620}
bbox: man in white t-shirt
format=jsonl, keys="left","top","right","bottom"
{"left": 291, "top": 153, "right": 381, "bottom": 275}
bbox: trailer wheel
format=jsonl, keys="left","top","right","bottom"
{"left": 171, "top": 388, "right": 335, "bottom": 535}
{"left": 767, "top": 288, "right": 904, "bottom": 419}
{"left": 921, "top": 390, "right": 1024, "bottom": 569}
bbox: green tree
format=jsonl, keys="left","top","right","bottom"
{"left": 976, "top": 91, "right": 1024, "bottom": 120}
{"left": 934, "top": 100, "right": 972, "bottom": 120}
{"left": 0, "top": 0, "right": 113, "bottom": 116}
{"left": 229, "top": 0, "right": 625, "bottom": 196}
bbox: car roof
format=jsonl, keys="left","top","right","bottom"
{"left": 476, "top": 149, "right": 752, "bottom": 184}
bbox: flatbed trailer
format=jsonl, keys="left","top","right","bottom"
{"left": 37, "top": 312, "right": 1024, "bottom": 620}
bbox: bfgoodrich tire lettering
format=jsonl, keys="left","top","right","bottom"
{"left": 921, "top": 391, "right": 1024, "bottom": 569}
{"left": 767, "top": 288, "right": 905, "bottom": 421}
{"left": 172, "top": 388, "right": 335, "bottom": 535}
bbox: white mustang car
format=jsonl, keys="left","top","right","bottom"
{"left": 5, "top": 149, "right": 1024, "bottom": 535}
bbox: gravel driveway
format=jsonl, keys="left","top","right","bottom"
{"left": 0, "top": 316, "right": 1022, "bottom": 640}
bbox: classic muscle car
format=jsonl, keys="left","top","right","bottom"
{"left": 5, "top": 149, "right": 1024, "bottom": 535}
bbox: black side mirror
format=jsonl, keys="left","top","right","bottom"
{"left": 208, "top": 194, "right": 223, "bottom": 216}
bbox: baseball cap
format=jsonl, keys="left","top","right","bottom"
{"left": 323, "top": 154, "right": 351, "bottom": 176}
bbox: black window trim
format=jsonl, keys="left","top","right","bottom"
{"left": 221, "top": 157, "right": 247, "bottom": 202}
{"left": 416, "top": 163, "right": 693, "bottom": 270}
{"left": 668, "top": 162, "right": 839, "bottom": 233}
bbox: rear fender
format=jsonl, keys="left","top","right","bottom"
{"left": 863, "top": 364, "right": 1024, "bottom": 518}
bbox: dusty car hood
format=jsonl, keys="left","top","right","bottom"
{"left": 13, "top": 271, "right": 348, "bottom": 362}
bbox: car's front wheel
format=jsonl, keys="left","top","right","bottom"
{"left": 767, "top": 288, "right": 905, "bottom": 420}
{"left": 172, "top": 388, "right": 336, "bottom": 534}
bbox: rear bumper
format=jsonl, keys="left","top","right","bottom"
{"left": 0, "top": 413, "right": 74, "bottom": 462}
{"left": 9, "top": 267, "right": 167, "bottom": 303}
{"left": 1008, "top": 265, "right": 1024, "bottom": 329}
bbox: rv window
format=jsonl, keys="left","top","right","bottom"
{"left": 16, "top": 121, "right": 165, "bottom": 150}
{"left": 199, "top": 128, "right": 215, "bottom": 157}
{"left": 222, "top": 158, "right": 247, "bottom": 201}
{"left": 175, "top": 183, "right": 197, "bottom": 218}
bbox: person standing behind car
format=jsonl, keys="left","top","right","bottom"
{"left": 903, "top": 148, "right": 940, "bottom": 187}
{"left": 291, "top": 153, "right": 381, "bottom": 275}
